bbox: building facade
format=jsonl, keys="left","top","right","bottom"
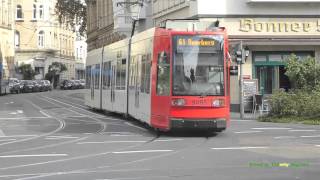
{"left": 14, "top": 0, "right": 76, "bottom": 80}
{"left": 87, "top": 0, "right": 152, "bottom": 51}
{"left": 0, "top": 0, "right": 15, "bottom": 80}
{"left": 152, "top": 0, "right": 320, "bottom": 112}
{"left": 75, "top": 34, "right": 87, "bottom": 80}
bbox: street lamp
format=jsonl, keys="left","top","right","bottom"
{"left": 244, "top": 46, "right": 250, "bottom": 61}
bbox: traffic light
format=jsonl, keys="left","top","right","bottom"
{"left": 236, "top": 50, "right": 243, "bottom": 63}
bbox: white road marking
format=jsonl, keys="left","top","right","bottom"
{"left": 252, "top": 127, "right": 292, "bottom": 130}
{"left": 40, "top": 111, "right": 51, "bottom": 118}
{"left": 0, "top": 139, "right": 16, "bottom": 142}
{"left": 289, "top": 129, "right": 317, "bottom": 132}
{"left": 0, "top": 135, "right": 38, "bottom": 138}
{"left": 211, "top": 146, "right": 269, "bottom": 150}
{"left": 112, "top": 150, "right": 173, "bottom": 154}
{"left": 9, "top": 112, "right": 17, "bottom": 115}
{"left": 316, "top": 145, "right": 320, "bottom": 147}
{"left": 154, "top": 139, "right": 183, "bottom": 142}
{"left": 0, "top": 117, "right": 48, "bottom": 120}
{"left": 46, "top": 136, "right": 78, "bottom": 139}
{"left": 77, "top": 140, "right": 147, "bottom": 144}
{"left": 274, "top": 136, "right": 296, "bottom": 139}
{"left": 0, "top": 154, "right": 68, "bottom": 158}
{"left": 17, "top": 110, "right": 23, "bottom": 114}
{"left": 234, "top": 131, "right": 262, "bottom": 134}
{"left": 300, "top": 135, "right": 320, "bottom": 138}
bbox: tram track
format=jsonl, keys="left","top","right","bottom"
{"left": 0, "top": 91, "right": 214, "bottom": 179}
{"left": 0, "top": 99, "right": 66, "bottom": 147}
{"left": 7, "top": 134, "right": 209, "bottom": 180}
{"left": 0, "top": 93, "right": 106, "bottom": 155}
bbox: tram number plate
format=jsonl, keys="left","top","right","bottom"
{"left": 191, "top": 99, "right": 210, "bottom": 106}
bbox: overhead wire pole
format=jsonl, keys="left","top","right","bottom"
{"left": 116, "top": 0, "right": 144, "bottom": 117}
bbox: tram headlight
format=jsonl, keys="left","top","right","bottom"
{"left": 171, "top": 98, "right": 186, "bottom": 106}
{"left": 212, "top": 99, "right": 225, "bottom": 107}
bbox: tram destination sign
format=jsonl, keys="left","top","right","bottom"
{"left": 175, "top": 36, "right": 222, "bottom": 53}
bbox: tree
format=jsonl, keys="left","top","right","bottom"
{"left": 55, "top": 0, "right": 87, "bottom": 36}
{"left": 18, "top": 64, "right": 36, "bottom": 80}
{"left": 285, "top": 54, "right": 320, "bottom": 90}
{"left": 45, "top": 62, "right": 68, "bottom": 88}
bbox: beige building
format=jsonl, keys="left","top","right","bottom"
{"left": 0, "top": 0, "right": 15, "bottom": 80}
{"left": 14, "top": 0, "right": 76, "bottom": 80}
{"left": 152, "top": 0, "right": 320, "bottom": 112}
{"left": 87, "top": 0, "right": 152, "bottom": 51}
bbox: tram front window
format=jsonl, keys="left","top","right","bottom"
{"left": 173, "top": 35, "right": 224, "bottom": 96}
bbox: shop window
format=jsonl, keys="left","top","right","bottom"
{"left": 269, "top": 54, "right": 282, "bottom": 62}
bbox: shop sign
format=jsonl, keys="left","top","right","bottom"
{"left": 239, "top": 18, "right": 320, "bottom": 33}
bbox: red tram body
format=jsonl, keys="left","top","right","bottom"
{"left": 85, "top": 26, "right": 230, "bottom": 132}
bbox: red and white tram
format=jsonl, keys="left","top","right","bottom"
{"left": 85, "top": 26, "right": 230, "bottom": 132}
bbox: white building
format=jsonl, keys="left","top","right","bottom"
{"left": 75, "top": 34, "right": 87, "bottom": 80}
{"left": 14, "top": 0, "right": 76, "bottom": 80}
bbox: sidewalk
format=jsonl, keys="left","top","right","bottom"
{"left": 231, "top": 112, "right": 256, "bottom": 120}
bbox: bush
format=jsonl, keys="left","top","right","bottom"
{"left": 267, "top": 55, "right": 320, "bottom": 121}
{"left": 269, "top": 87, "right": 320, "bottom": 119}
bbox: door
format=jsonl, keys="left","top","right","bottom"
{"left": 256, "top": 66, "right": 273, "bottom": 95}
{"left": 151, "top": 35, "right": 171, "bottom": 129}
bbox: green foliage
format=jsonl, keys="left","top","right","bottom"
{"left": 285, "top": 54, "right": 320, "bottom": 90}
{"left": 18, "top": 64, "right": 36, "bottom": 80}
{"left": 48, "top": 62, "right": 68, "bottom": 74}
{"left": 55, "top": 0, "right": 87, "bottom": 36}
{"left": 268, "top": 83, "right": 320, "bottom": 119}
{"left": 267, "top": 55, "right": 320, "bottom": 122}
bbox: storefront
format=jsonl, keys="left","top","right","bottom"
{"left": 216, "top": 18, "right": 320, "bottom": 111}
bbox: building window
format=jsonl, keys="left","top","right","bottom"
{"left": 16, "top": 5, "right": 22, "bottom": 19}
{"left": 39, "top": 5, "right": 44, "bottom": 19}
{"left": 38, "top": 31, "right": 45, "bottom": 48}
{"left": 15, "top": 31, "right": 20, "bottom": 48}
{"left": 33, "top": 4, "right": 37, "bottom": 19}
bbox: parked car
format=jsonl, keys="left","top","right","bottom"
{"left": 9, "top": 79, "right": 21, "bottom": 94}
{"left": 43, "top": 80, "right": 52, "bottom": 91}
{"left": 80, "top": 79, "right": 85, "bottom": 89}
{"left": 60, "top": 80, "right": 73, "bottom": 90}
{"left": 21, "top": 80, "right": 34, "bottom": 93}
{"left": 73, "top": 80, "right": 82, "bottom": 89}
{"left": 32, "top": 81, "right": 41, "bottom": 92}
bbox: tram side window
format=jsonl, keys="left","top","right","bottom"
{"left": 121, "top": 58, "right": 126, "bottom": 90}
{"left": 129, "top": 56, "right": 136, "bottom": 87}
{"left": 156, "top": 51, "right": 170, "bottom": 96}
{"left": 140, "top": 55, "right": 146, "bottom": 93}
{"left": 95, "top": 64, "right": 100, "bottom": 89}
{"left": 86, "top": 66, "right": 91, "bottom": 89}
{"left": 145, "top": 53, "right": 151, "bottom": 94}
{"left": 140, "top": 54, "right": 151, "bottom": 94}
{"left": 116, "top": 58, "right": 126, "bottom": 90}
{"left": 103, "top": 62, "right": 111, "bottom": 89}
